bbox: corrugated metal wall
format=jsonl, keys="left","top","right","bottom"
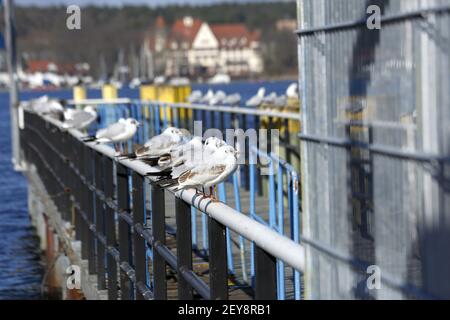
{"left": 297, "top": 0, "right": 450, "bottom": 299}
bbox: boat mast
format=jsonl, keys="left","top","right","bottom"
{"left": 4, "top": 0, "right": 21, "bottom": 170}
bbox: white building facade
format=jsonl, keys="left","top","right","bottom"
{"left": 146, "top": 16, "right": 263, "bottom": 78}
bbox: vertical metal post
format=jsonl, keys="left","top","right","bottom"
{"left": 176, "top": 197, "right": 193, "bottom": 300}
{"left": 132, "top": 172, "right": 146, "bottom": 300}
{"left": 85, "top": 147, "right": 96, "bottom": 274}
{"left": 95, "top": 151, "right": 106, "bottom": 290}
{"left": 256, "top": 116, "right": 263, "bottom": 196}
{"left": 154, "top": 104, "right": 161, "bottom": 134}
{"left": 254, "top": 246, "right": 277, "bottom": 300}
{"left": 218, "top": 184, "right": 234, "bottom": 275}
{"left": 184, "top": 107, "right": 190, "bottom": 131}
{"left": 284, "top": 119, "right": 291, "bottom": 164}
{"left": 242, "top": 114, "right": 250, "bottom": 190}
{"left": 64, "top": 131, "right": 71, "bottom": 219}
{"left": 276, "top": 162, "right": 285, "bottom": 299}
{"left": 73, "top": 138, "right": 82, "bottom": 241}
{"left": 208, "top": 217, "right": 228, "bottom": 300}
{"left": 219, "top": 111, "right": 225, "bottom": 131}
{"left": 117, "top": 163, "right": 132, "bottom": 299}
{"left": 78, "top": 141, "right": 88, "bottom": 260}
{"left": 4, "top": 0, "right": 21, "bottom": 170}
{"left": 104, "top": 157, "right": 118, "bottom": 300}
{"left": 151, "top": 184, "right": 167, "bottom": 299}
{"left": 291, "top": 173, "right": 301, "bottom": 300}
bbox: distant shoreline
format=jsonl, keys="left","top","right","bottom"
{"left": 0, "top": 76, "right": 298, "bottom": 94}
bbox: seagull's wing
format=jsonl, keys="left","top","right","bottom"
{"left": 64, "top": 109, "right": 78, "bottom": 120}
{"left": 178, "top": 163, "right": 227, "bottom": 187}
{"left": 137, "top": 134, "right": 176, "bottom": 157}
{"left": 64, "top": 111, "right": 96, "bottom": 129}
{"left": 96, "top": 122, "right": 126, "bottom": 140}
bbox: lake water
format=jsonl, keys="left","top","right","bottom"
{"left": 0, "top": 79, "right": 296, "bottom": 299}
{"left": 0, "top": 92, "right": 44, "bottom": 299}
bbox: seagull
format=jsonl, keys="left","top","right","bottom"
{"left": 147, "top": 136, "right": 224, "bottom": 173}
{"left": 147, "top": 137, "right": 227, "bottom": 194}
{"left": 157, "top": 135, "right": 204, "bottom": 168}
{"left": 286, "top": 83, "right": 299, "bottom": 99}
{"left": 204, "top": 136, "right": 226, "bottom": 149}
{"left": 24, "top": 95, "right": 49, "bottom": 111}
{"left": 158, "top": 144, "right": 238, "bottom": 199}
{"left": 200, "top": 89, "right": 214, "bottom": 105}
{"left": 83, "top": 118, "right": 139, "bottom": 153}
{"left": 187, "top": 90, "right": 203, "bottom": 104}
{"left": 245, "top": 87, "right": 266, "bottom": 107}
{"left": 223, "top": 93, "right": 241, "bottom": 106}
{"left": 31, "top": 96, "right": 65, "bottom": 120}
{"left": 64, "top": 108, "right": 77, "bottom": 121}
{"left": 123, "top": 127, "right": 188, "bottom": 163}
{"left": 273, "top": 94, "right": 288, "bottom": 108}
{"left": 171, "top": 136, "right": 225, "bottom": 170}
{"left": 62, "top": 106, "right": 97, "bottom": 130}
{"left": 147, "top": 136, "right": 227, "bottom": 194}
{"left": 262, "top": 92, "right": 278, "bottom": 105}
{"left": 209, "top": 90, "right": 226, "bottom": 106}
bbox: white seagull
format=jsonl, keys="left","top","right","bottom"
{"left": 200, "top": 89, "right": 214, "bottom": 105}
{"left": 171, "top": 136, "right": 225, "bottom": 173}
{"left": 273, "top": 94, "right": 288, "bottom": 108}
{"left": 262, "top": 92, "right": 278, "bottom": 105}
{"left": 62, "top": 106, "right": 97, "bottom": 130}
{"left": 148, "top": 137, "right": 226, "bottom": 190}
{"left": 129, "top": 127, "right": 188, "bottom": 161}
{"left": 223, "top": 93, "right": 241, "bottom": 106}
{"left": 160, "top": 144, "right": 238, "bottom": 199}
{"left": 157, "top": 135, "right": 204, "bottom": 168}
{"left": 209, "top": 90, "right": 227, "bottom": 106}
{"left": 83, "top": 118, "right": 139, "bottom": 153}
{"left": 245, "top": 87, "right": 266, "bottom": 107}
{"left": 187, "top": 90, "right": 203, "bottom": 104}
{"left": 286, "top": 83, "right": 299, "bottom": 99}
{"left": 31, "top": 96, "right": 65, "bottom": 119}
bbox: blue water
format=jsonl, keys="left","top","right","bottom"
{"left": 19, "top": 79, "right": 295, "bottom": 102}
{"left": 0, "top": 79, "right": 295, "bottom": 299}
{"left": 0, "top": 92, "right": 44, "bottom": 299}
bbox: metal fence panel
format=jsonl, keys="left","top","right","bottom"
{"left": 298, "top": 0, "right": 450, "bottom": 299}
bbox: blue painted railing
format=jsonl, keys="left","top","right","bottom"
{"left": 70, "top": 99, "right": 302, "bottom": 299}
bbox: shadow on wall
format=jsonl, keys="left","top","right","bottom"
{"left": 419, "top": 223, "right": 450, "bottom": 299}
{"left": 347, "top": 0, "right": 388, "bottom": 300}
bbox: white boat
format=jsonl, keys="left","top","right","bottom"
{"left": 129, "top": 77, "right": 142, "bottom": 89}
{"left": 208, "top": 73, "right": 231, "bottom": 84}
{"left": 169, "top": 77, "right": 190, "bottom": 86}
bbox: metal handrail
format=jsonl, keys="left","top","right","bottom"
{"left": 45, "top": 113, "right": 306, "bottom": 274}
{"left": 65, "top": 99, "right": 301, "bottom": 121}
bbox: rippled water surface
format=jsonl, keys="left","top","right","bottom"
{"left": 0, "top": 92, "right": 44, "bottom": 300}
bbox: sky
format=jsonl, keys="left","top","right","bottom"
{"left": 15, "top": 0, "right": 293, "bottom": 7}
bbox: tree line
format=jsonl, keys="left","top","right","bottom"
{"left": 12, "top": 1, "right": 298, "bottom": 78}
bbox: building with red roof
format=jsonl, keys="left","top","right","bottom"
{"left": 26, "top": 60, "right": 59, "bottom": 73}
{"left": 143, "top": 16, "right": 263, "bottom": 78}
{"left": 25, "top": 60, "right": 86, "bottom": 75}
{"left": 210, "top": 23, "right": 263, "bottom": 76}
